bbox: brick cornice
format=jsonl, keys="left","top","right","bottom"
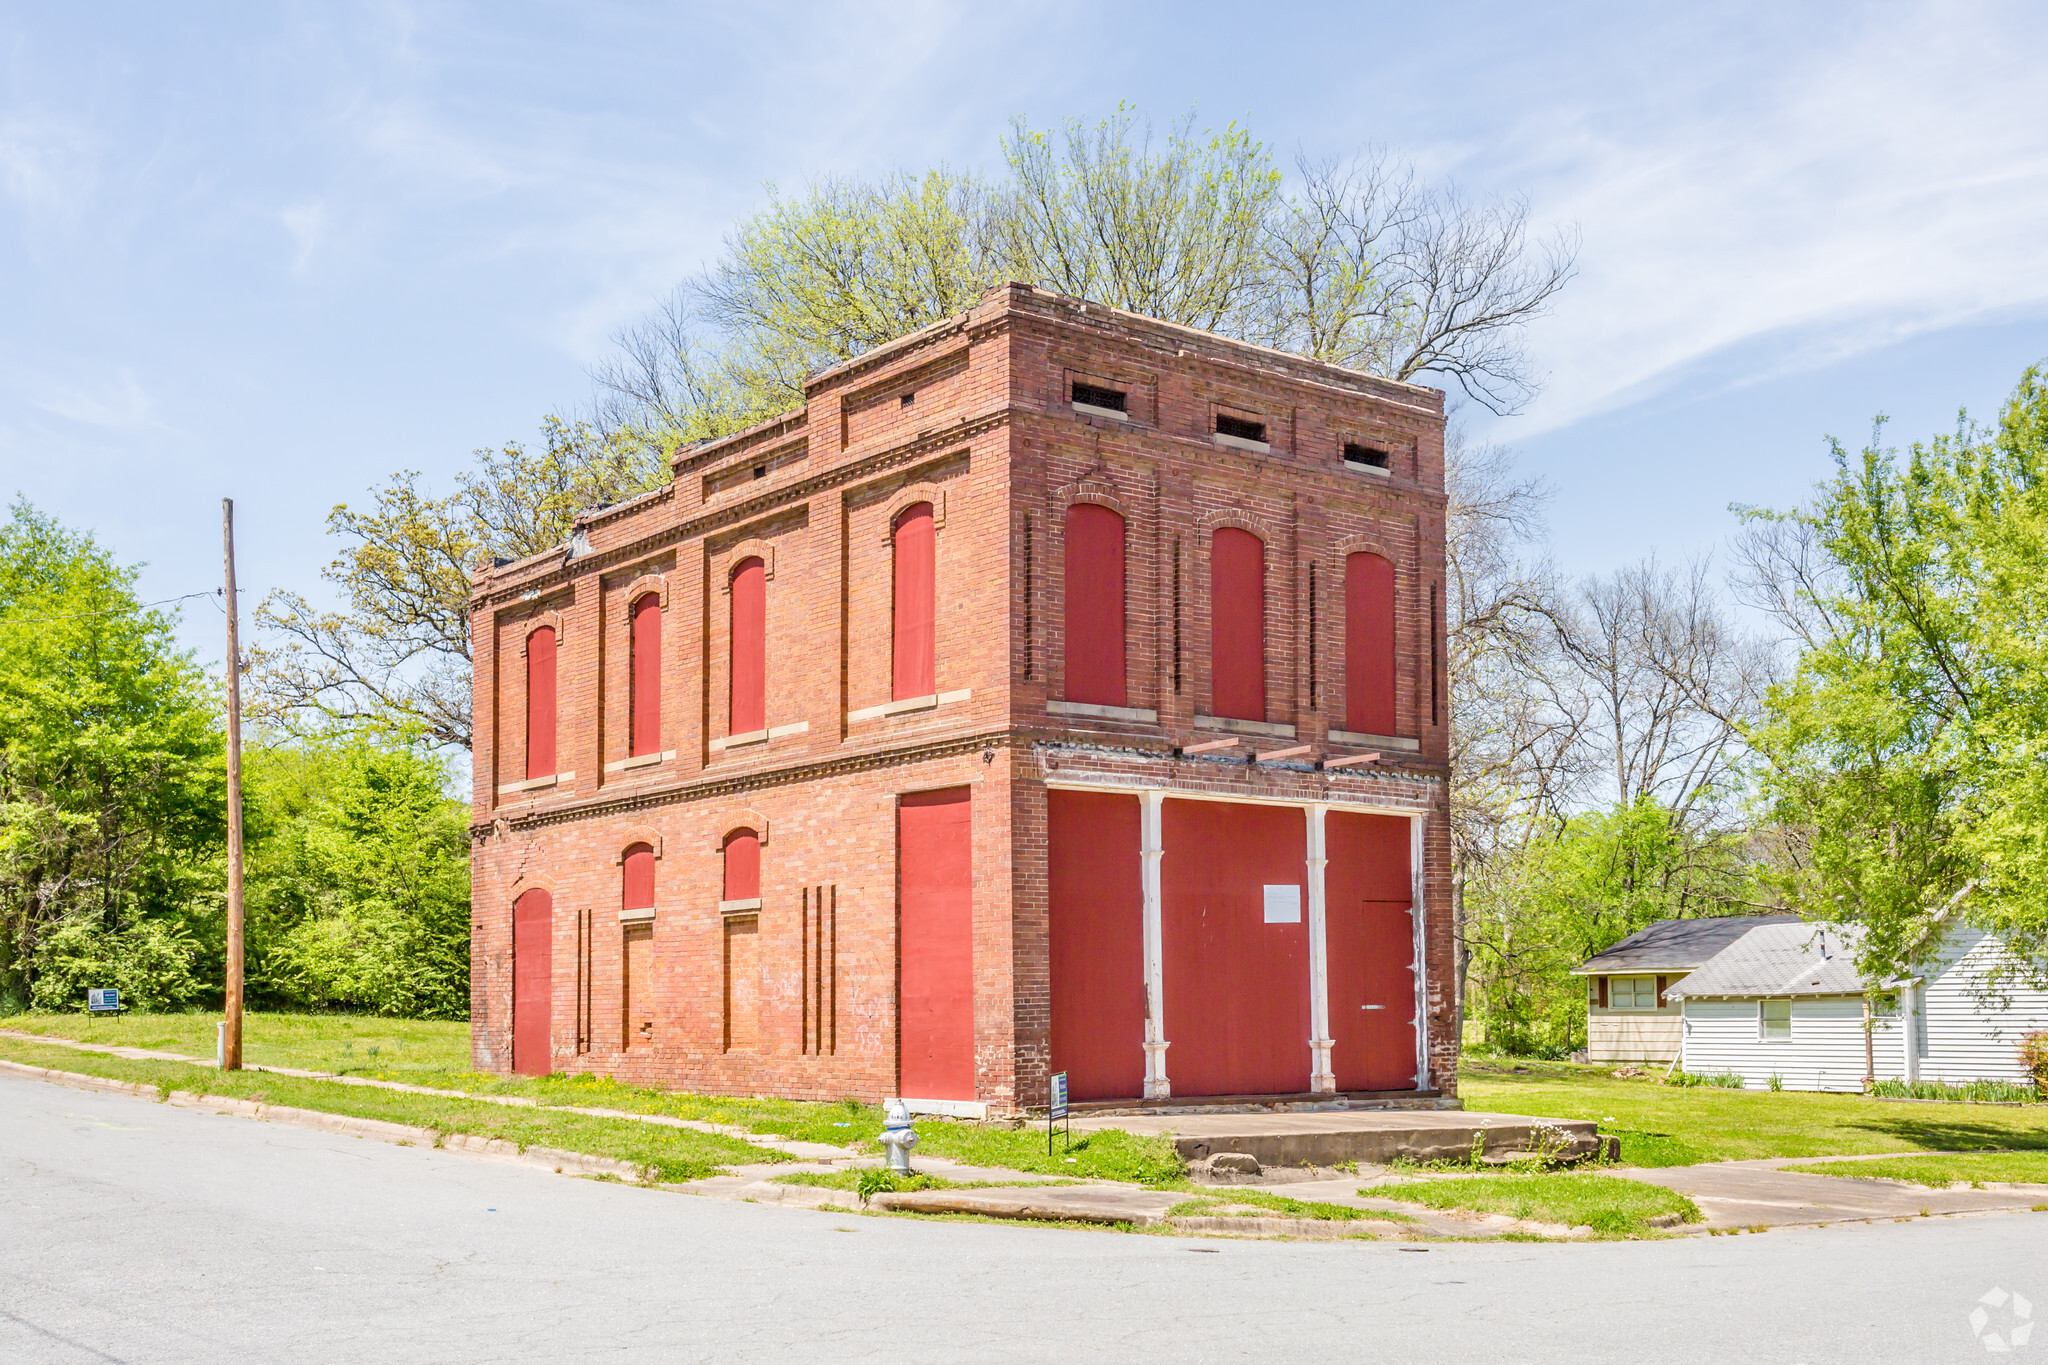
{"left": 472, "top": 409, "right": 1012, "bottom": 611}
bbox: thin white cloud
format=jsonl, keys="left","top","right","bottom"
{"left": 1489, "top": 0, "right": 2048, "bottom": 438}
{"left": 35, "top": 370, "right": 169, "bottom": 434}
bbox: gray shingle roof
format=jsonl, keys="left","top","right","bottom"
{"left": 1574, "top": 916, "right": 1802, "bottom": 975}
{"left": 1663, "top": 922, "right": 1869, "bottom": 999}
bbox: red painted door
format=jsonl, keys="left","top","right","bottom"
{"left": 1048, "top": 790, "right": 1145, "bottom": 1101}
{"left": 898, "top": 788, "right": 974, "bottom": 1100}
{"left": 1161, "top": 799, "right": 1310, "bottom": 1096}
{"left": 1325, "top": 811, "right": 1417, "bottom": 1092}
{"left": 512, "top": 888, "right": 553, "bottom": 1076}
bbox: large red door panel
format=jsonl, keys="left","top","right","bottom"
{"left": 1325, "top": 811, "right": 1416, "bottom": 1092}
{"left": 1161, "top": 799, "right": 1310, "bottom": 1096}
{"left": 1048, "top": 791, "right": 1145, "bottom": 1101}
{"left": 512, "top": 889, "right": 553, "bottom": 1077}
{"left": 898, "top": 788, "right": 974, "bottom": 1101}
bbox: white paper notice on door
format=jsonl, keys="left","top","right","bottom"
{"left": 1262, "top": 885, "right": 1302, "bottom": 924}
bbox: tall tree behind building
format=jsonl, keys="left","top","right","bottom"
{"left": 256, "top": 105, "right": 1578, "bottom": 748}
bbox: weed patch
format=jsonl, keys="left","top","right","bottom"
{"left": 1370, "top": 1172, "right": 1699, "bottom": 1238}
{"left": 1780, "top": 1152, "right": 2048, "bottom": 1188}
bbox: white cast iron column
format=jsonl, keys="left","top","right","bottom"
{"left": 1410, "top": 812, "right": 1431, "bottom": 1091}
{"left": 1306, "top": 802, "right": 1336, "bottom": 1094}
{"left": 1140, "top": 789, "right": 1171, "bottom": 1099}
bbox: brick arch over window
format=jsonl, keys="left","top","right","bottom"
{"left": 621, "top": 842, "right": 657, "bottom": 913}
{"left": 621, "top": 574, "right": 668, "bottom": 611}
{"left": 1345, "top": 551, "right": 1398, "bottom": 735}
{"left": 711, "top": 810, "right": 771, "bottom": 850}
{"left": 728, "top": 555, "right": 767, "bottom": 734}
{"left": 722, "top": 827, "right": 761, "bottom": 902}
{"left": 612, "top": 826, "right": 664, "bottom": 862}
{"left": 1209, "top": 526, "right": 1267, "bottom": 722}
{"left": 892, "top": 501, "right": 936, "bottom": 700}
{"left": 719, "top": 540, "right": 777, "bottom": 582}
{"left": 1051, "top": 477, "right": 1129, "bottom": 519}
{"left": 1063, "top": 501, "right": 1127, "bottom": 707}
{"left": 1195, "top": 508, "right": 1280, "bottom": 544}
{"left": 878, "top": 482, "right": 949, "bottom": 540}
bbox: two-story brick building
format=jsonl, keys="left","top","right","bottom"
{"left": 468, "top": 282, "right": 1455, "bottom": 1116}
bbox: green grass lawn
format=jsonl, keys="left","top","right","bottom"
{"left": 1166, "top": 1190, "right": 1417, "bottom": 1223}
{"left": 1459, "top": 1059, "right": 2048, "bottom": 1167}
{"left": 1, "top": 1011, "right": 1183, "bottom": 1185}
{"left": 1780, "top": 1152, "right": 2048, "bottom": 1188}
{"left": 1371, "top": 1172, "right": 1698, "bottom": 1238}
{"left": 0, "top": 1035, "right": 768, "bottom": 1182}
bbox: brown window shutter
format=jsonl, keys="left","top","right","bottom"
{"left": 1597, "top": 976, "right": 1608, "bottom": 1008}
{"left": 1656, "top": 975, "right": 1668, "bottom": 1007}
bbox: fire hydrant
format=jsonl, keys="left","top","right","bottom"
{"left": 880, "top": 1098, "right": 919, "bottom": 1175}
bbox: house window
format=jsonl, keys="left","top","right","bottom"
{"left": 622, "top": 842, "right": 656, "bottom": 914}
{"left": 1344, "top": 443, "right": 1392, "bottom": 475}
{"left": 1071, "top": 381, "right": 1127, "bottom": 414}
{"left": 1344, "top": 552, "right": 1396, "bottom": 735}
{"left": 1215, "top": 413, "right": 1267, "bottom": 444}
{"left": 893, "top": 503, "right": 936, "bottom": 700}
{"left": 630, "top": 594, "right": 661, "bottom": 757}
{"left": 1610, "top": 975, "right": 1658, "bottom": 1010}
{"left": 1761, "top": 999, "right": 1792, "bottom": 1041}
{"left": 1209, "top": 527, "right": 1266, "bottom": 722}
{"left": 525, "top": 625, "right": 557, "bottom": 780}
{"left": 729, "top": 557, "right": 766, "bottom": 735}
{"left": 1063, "top": 503, "right": 1126, "bottom": 707}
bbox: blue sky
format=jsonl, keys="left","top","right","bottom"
{"left": 5, "top": 1, "right": 2045, "bottom": 667}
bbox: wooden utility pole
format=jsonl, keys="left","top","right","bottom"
{"left": 222, "top": 498, "right": 245, "bottom": 1070}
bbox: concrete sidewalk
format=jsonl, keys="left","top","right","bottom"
{"left": 1618, "top": 1156, "right": 2048, "bottom": 1231}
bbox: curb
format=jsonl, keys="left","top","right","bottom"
{"left": 0, "top": 1058, "right": 656, "bottom": 1185}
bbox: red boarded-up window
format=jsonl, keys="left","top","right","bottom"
{"left": 525, "top": 625, "right": 557, "bottom": 780}
{"left": 1345, "top": 552, "right": 1396, "bottom": 735}
{"left": 630, "top": 594, "right": 661, "bottom": 757}
{"left": 723, "top": 829, "right": 760, "bottom": 902}
{"left": 1064, "top": 504, "right": 1127, "bottom": 707}
{"left": 622, "top": 842, "right": 656, "bottom": 913}
{"left": 729, "top": 557, "right": 766, "bottom": 735}
{"left": 1209, "top": 528, "right": 1265, "bottom": 722}
{"left": 892, "top": 503, "right": 935, "bottom": 700}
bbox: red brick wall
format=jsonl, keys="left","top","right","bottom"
{"left": 470, "top": 284, "right": 1452, "bottom": 1110}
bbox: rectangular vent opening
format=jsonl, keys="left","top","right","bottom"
{"left": 1216, "top": 414, "right": 1267, "bottom": 443}
{"left": 1071, "top": 382, "right": 1127, "bottom": 413}
{"left": 900, "top": 392, "right": 915, "bottom": 407}
{"left": 1344, "top": 443, "right": 1392, "bottom": 472}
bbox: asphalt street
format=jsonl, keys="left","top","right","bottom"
{"left": 3, "top": 1073, "right": 2042, "bottom": 1364}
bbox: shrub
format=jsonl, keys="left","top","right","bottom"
{"left": 1768, "top": 1073, "right": 1784, "bottom": 1091}
{"left": 29, "top": 917, "right": 204, "bottom": 1013}
{"left": 1665, "top": 1070, "right": 1745, "bottom": 1089}
{"left": 1869, "top": 1077, "right": 2037, "bottom": 1104}
{"left": 2021, "top": 1031, "right": 2048, "bottom": 1099}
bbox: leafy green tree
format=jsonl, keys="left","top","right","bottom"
{"left": 1464, "top": 797, "right": 1761, "bottom": 1055}
{"left": 0, "top": 501, "right": 224, "bottom": 1012}
{"left": 247, "top": 735, "right": 471, "bottom": 1018}
{"left": 1742, "top": 363, "right": 2048, "bottom": 983}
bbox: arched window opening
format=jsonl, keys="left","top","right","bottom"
{"left": 1209, "top": 528, "right": 1265, "bottom": 722}
{"left": 723, "top": 828, "right": 761, "bottom": 903}
{"left": 1345, "top": 552, "right": 1396, "bottom": 735}
{"left": 525, "top": 625, "right": 557, "bottom": 780}
{"left": 1064, "top": 504, "right": 1126, "bottom": 707}
{"left": 729, "top": 557, "right": 766, "bottom": 734}
{"left": 630, "top": 595, "right": 661, "bottom": 756}
{"left": 892, "top": 502, "right": 935, "bottom": 700}
{"left": 622, "top": 842, "right": 656, "bottom": 913}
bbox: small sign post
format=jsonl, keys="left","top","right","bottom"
{"left": 1048, "top": 1070, "right": 1070, "bottom": 1157}
{"left": 87, "top": 988, "right": 121, "bottom": 1015}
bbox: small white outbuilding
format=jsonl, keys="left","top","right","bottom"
{"left": 1665, "top": 921, "right": 2048, "bottom": 1092}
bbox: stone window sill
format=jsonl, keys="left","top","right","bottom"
{"left": 603, "top": 749, "right": 678, "bottom": 774}
{"left": 1327, "top": 729, "right": 1420, "bottom": 752}
{"left": 618, "top": 907, "right": 656, "bottom": 924}
{"left": 708, "top": 721, "right": 809, "bottom": 754}
{"left": 1048, "top": 700, "right": 1158, "bottom": 723}
{"left": 719, "top": 897, "right": 762, "bottom": 916}
{"left": 1071, "top": 401, "right": 1128, "bottom": 422}
{"left": 1193, "top": 715, "right": 1295, "bottom": 739}
{"left": 496, "top": 770, "right": 575, "bottom": 797}
{"left": 1213, "top": 432, "right": 1271, "bottom": 454}
{"left": 847, "top": 688, "right": 972, "bottom": 724}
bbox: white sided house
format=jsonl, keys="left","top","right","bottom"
{"left": 1572, "top": 917, "right": 1798, "bottom": 1064}
{"left": 1667, "top": 921, "right": 2048, "bottom": 1092}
